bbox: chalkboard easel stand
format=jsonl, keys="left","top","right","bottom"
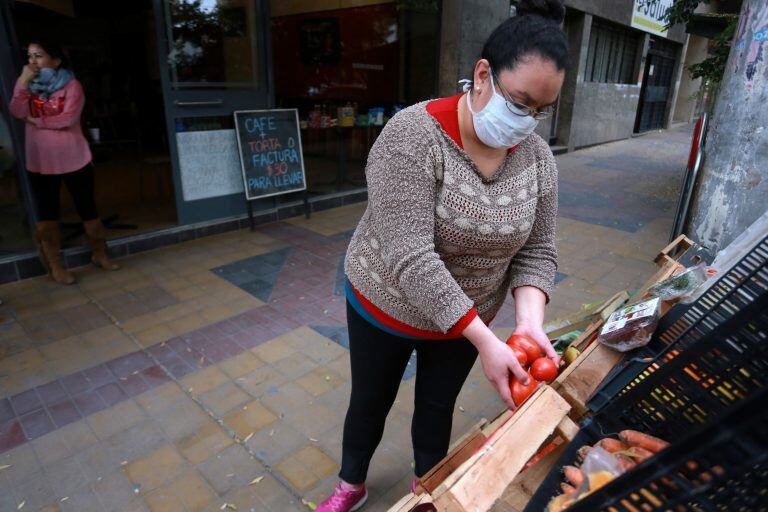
{"left": 246, "top": 191, "right": 311, "bottom": 232}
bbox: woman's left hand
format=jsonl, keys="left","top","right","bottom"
{"left": 513, "top": 323, "right": 560, "bottom": 366}
{"left": 25, "top": 116, "right": 37, "bottom": 125}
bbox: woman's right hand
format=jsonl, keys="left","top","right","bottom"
{"left": 19, "top": 65, "right": 38, "bottom": 85}
{"left": 463, "top": 316, "right": 530, "bottom": 410}
{"left": 477, "top": 337, "right": 531, "bottom": 409}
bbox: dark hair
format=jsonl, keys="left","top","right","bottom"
{"left": 25, "top": 39, "right": 70, "bottom": 69}
{"left": 482, "top": 0, "right": 570, "bottom": 74}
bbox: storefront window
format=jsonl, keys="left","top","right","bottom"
{"left": 270, "top": 0, "right": 441, "bottom": 198}
{"left": 166, "top": 0, "right": 260, "bottom": 89}
{"left": 0, "top": 109, "right": 32, "bottom": 254}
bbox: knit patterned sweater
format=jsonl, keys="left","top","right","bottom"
{"left": 344, "top": 98, "right": 558, "bottom": 334}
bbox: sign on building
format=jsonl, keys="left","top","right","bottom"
{"left": 233, "top": 109, "right": 307, "bottom": 201}
{"left": 631, "top": 0, "right": 673, "bottom": 37}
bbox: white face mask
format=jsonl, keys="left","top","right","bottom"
{"left": 462, "top": 71, "right": 539, "bottom": 149}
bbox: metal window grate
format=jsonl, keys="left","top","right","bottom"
{"left": 584, "top": 18, "right": 641, "bottom": 84}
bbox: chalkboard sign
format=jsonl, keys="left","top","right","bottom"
{"left": 233, "top": 109, "right": 307, "bottom": 200}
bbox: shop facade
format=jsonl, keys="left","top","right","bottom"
{"left": 0, "top": 0, "right": 690, "bottom": 283}
{"left": 0, "top": 0, "right": 441, "bottom": 282}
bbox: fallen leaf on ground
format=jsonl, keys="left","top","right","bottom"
{"left": 17, "top": 502, "right": 25, "bottom": 510}
{"left": 249, "top": 476, "right": 265, "bottom": 485}
{"left": 302, "top": 498, "right": 317, "bottom": 510}
{"left": 309, "top": 438, "right": 318, "bottom": 442}
{"left": 244, "top": 432, "right": 254, "bottom": 443}
{"left": 0, "top": 464, "right": 11, "bottom": 471}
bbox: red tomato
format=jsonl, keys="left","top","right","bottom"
{"left": 508, "top": 334, "right": 543, "bottom": 363}
{"left": 530, "top": 357, "right": 558, "bottom": 383}
{"left": 509, "top": 371, "right": 538, "bottom": 406}
{"left": 506, "top": 343, "right": 528, "bottom": 367}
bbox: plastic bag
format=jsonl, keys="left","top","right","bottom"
{"left": 576, "top": 446, "right": 625, "bottom": 495}
{"left": 649, "top": 264, "right": 709, "bottom": 301}
{"left": 598, "top": 297, "right": 661, "bottom": 352}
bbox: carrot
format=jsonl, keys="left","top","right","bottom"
{"left": 614, "top": 454, "right": 637, "bottom": 471}
{"left": 563, "top": 465, "right": 584, "bottom": 487}
{"left": 560, "top": 482, "right": 577, "bottom": 494}
{"left": 577, "top": 445, "right": 593, "bottom": 462}
{"left": 621, "top": 446, "right": 654, "bottom": 462}
{"left": 618, "top": 430, "right": 669, "bottom": 453}
{"left": 595, "top": 438, "right": 630, "bottom": 453}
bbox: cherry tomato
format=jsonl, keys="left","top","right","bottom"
{"left": 508, "top": 334, "right": 543, "bottom": 363}
{"left": 505, "top": 343, "right": 528, "bottom": 367}
{"left": 530, "top": 357, "right": 558, "bottom": 383}
{"left": 509, "top": 371, "right": 538, "bottom": 406}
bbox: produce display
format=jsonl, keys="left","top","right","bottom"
{"left": 506, "top": 334, "right": 561, "bottom": 406}
{"left": 546, "top": 430, "right": 670, "bottom": 512}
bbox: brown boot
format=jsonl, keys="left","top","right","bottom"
{"left": 36, "top": 221, "right": 75, "bottom": 285}
{"left": 83, "top": 219, "right": 120, "bottom": 270}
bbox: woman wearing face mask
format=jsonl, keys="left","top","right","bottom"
{"left": 9, "top": 39, "right": 118, "bottom": 285}
{"left": 316, "top": 1, "right": 569, "bottom": 510}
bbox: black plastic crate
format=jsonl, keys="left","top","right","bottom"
{"left": 524, "top": 294, "right": 768, "bottom": 512}
{"left": 588, "top": 233, "right": 768, "bottom": 413}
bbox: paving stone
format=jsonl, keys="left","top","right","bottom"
{"left": 236, "top": 365, "right": 288, "bottom": 399}
{"left": 295, "top": 367, "right": 345, "bottom": 397}
{"left": 259, "top": 382, "right": 315, "bottom": 417}
{"left": 292, "top": 444, "right": 339, "bottom": 478}
{"left": 275, "top": 454, "right": 318, "bottom": 492}
{"left": 217, "top": 351, "right": 265, "bottom": 379}
{"left": 92, "top": 470, "right": 140, "bottom": 512}
{"left": 181, "top": 366, "right": 229, "bottom": 395}
{"left": 172, "top": 470, "right": 218, "bottom": 511}
{"left": 87, "top": 400, "right": 145, "bottom": 440}
{"left": 251, "top": 337, "right": 295, "bottom": 364}
{"left": 199, "top": 382, "right": 251, "bottom": 417}
{"left": 11, "top": 469, "right": 56, "bottom": 511}
{"left": 245, "top": 421, "right": 308, "bottom": 466}
{"left": 175, "top": 421, "right": 234, "bottom": 466}
{"left": 59, "top": 485, "right": 105, "bottom": 512}
{"left": 125, "top": 445, "right": 188, "bottom": 493}
{"left": 272, "top": 352, "right": 318, "bottom": 381}
{"left": 222, "top": 400, "right": 278, "bottom": 439}
{"left": 197, "top": 444, "right": 261, "bottom": 496}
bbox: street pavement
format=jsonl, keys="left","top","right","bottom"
{"left": 0, "top": 124, "right": 692, "bottom": 511}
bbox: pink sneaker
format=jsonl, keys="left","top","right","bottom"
{"left": 316, "top": 482, "right": 368, "bottom": 512}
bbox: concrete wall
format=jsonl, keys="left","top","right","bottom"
{"left": 673, "top": 34, "right": 710, "bottom": 122}
{"left": 570, "top": 82, "right": 642, "bottom": 148}
{"left": 437, "top": 0, "right": 509, "bottom": 97}
{"left": 686, "top": 0, "right": 768, "bottom": 252}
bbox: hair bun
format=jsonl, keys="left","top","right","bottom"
{"left": 515, "top": 0, "right": 565, "bottom": 24}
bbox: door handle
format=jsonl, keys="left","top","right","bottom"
{"left": 174, "top": 100, "right": 224, "bottom": 107}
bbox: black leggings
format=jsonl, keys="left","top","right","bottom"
{"left": 340, "top": 302, "right": 479, "bottom": 484}
{"left": 28, "top": 163, "right": 98, "bottom": 221}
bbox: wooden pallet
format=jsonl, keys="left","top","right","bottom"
{"left": 387, "top": 388, "right": 575, "bottom": 512}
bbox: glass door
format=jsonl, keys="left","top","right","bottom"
{"left": 153, "top": 0, "right": 273, "bottom": 224}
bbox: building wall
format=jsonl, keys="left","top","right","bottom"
{"left": 438, "top": 0, "right": 509, "bottom": 97}
{"left": 571, "top": 82, "right": 642, "bottom": 148}
{"left": 673, "top": 34, "right": 709, "bottom": 122}
{"left": 564, "top": 0, "right": 687, "bottom": 43}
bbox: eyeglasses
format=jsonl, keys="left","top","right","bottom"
{"left": 492, "top": 73, "right": 554, "bottom": 120}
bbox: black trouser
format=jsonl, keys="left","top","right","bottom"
{"left": 28, "top": 163, "right": 98, "bottom": 222}
{"left": 340, "top": 302, "right": 479, "bottom": 484}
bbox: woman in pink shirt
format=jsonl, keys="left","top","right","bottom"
{"left": 10, "top": 40, "right": 118, "bottom": 284}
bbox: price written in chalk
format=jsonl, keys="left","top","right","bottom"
{"left": 234, "top": 109, "right": 307, "bottom": 200}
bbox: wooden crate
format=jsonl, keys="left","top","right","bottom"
{"left": 388, "top": 387, "right": 577, "bottom": 512}
{"left": 387, "top": 237, "right": 697, "bottom": 512}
